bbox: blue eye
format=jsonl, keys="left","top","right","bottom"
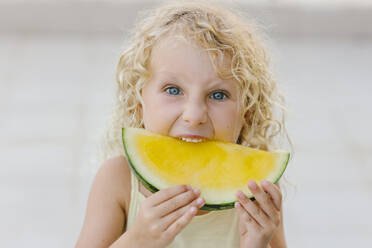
{"left": 165, "top": 86, "right": 181, "bottom": 95}
{"left": 165, "top": 86, "right": 228, "bottom": 101}
{"left": 211, "top": 91, "right": 227, "bottom": 101}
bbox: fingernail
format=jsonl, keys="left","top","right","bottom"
{"left": 262, "top": 180, "right": 270, "bottom": 187}
{"left": 196, "top": 197, "right": 203, "bottom": 205}
{"left": 248, "top": 180, "right": 257, "bottom": 190}
{"left": 186, "top": 185, "right": 192, "bottom": 190}
{"left": 237, "top": 190, "right": 245, "bottom": 199}
{"left": 193, "top": 188, "right": 200, "bottom": 195}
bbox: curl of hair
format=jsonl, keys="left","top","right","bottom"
{"left": 96, "top": 0, "right": 295, "bottom": 196}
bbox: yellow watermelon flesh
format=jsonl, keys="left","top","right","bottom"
{"left": 122, "top": 127, "right": 289, "bottom": 210}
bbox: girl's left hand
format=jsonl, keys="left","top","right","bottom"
{"left": 235, "top": 180, "right": 282, "bottom": 248}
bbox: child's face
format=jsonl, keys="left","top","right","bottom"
{"left": 141, "top": 36, "right": 244, "bottom": 143}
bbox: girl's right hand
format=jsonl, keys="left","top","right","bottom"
{"left": 126, "top": 184, "right": 205, "bottom": 248}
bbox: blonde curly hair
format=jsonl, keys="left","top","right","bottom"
{"left": 96, "top": 1, "right": 294, "bottom": 193}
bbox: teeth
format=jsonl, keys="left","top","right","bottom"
{"left": 180, "top": 137, "right": 203, "bottom": 143}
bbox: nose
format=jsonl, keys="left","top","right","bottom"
{"left": 182, "top": 98, "right": 208, "bottom": 127}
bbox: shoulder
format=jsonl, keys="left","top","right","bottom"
{"left": 98, "top": 156, "right": 132, "bottom": 214}
{"left": 75, "top": 156, "right": 132, "bottom": 247}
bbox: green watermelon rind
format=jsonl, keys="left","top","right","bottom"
{"left": 122, "top": 127, "right": 290, "bottom": 211}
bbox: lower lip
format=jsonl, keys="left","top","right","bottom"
{"left": 178, "top": 137, "right": 209, "bottom": 141}
{"left": 179, "top": 135, "right": 206, "bottom": 138}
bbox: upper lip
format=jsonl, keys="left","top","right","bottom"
{"left": 175, "top": 134, "right": 210, "bottom": 140}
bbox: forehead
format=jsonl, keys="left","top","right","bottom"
{"left": 149, "top": 35, "right": 232, "bottom": 81}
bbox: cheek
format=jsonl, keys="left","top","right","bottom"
{"left": 143, "top": 95, "right": 181, "bottom": 133}
{"left": 210, "top": 104, "right": 243, "bottom": 141}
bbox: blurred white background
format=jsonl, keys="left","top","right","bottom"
{"left": 1, "top": 0, "right": 372, "bottom": 247}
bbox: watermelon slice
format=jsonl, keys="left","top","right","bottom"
{"left": 122, "top": 127, "right": 289, "bottom": 210}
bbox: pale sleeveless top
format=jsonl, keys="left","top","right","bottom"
{"left": 126, "top": 172, "right": 240, "bottom": 247}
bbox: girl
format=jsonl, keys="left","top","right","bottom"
{"left": 76, "top": 1, "right": 292, "bottom": 247}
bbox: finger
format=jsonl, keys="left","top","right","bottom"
{"left": 159, "top": 196, "right": 205, "bottom": 231}
{"left": 261, "top": 180, "right": 282, "bottom": 211}
{"left": 150, "top": 184, "right": 191, "bottom": 207}
{"left": 165, "top": 205, "right": 197, "bottom": 236}
{"left": 235, "top": 202, "right": 249, "bottom": 235}
{"left": 248, "top": 180, "right": 279, "bottom": 220}
{"left": 235, "top": 202, "right": 260, "bottom": 231}
{"left": 155, "top": 188, "right": 200, "bottom": 217}
{"left": 236, "top": 190, "right": 269, "bottom": 228}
